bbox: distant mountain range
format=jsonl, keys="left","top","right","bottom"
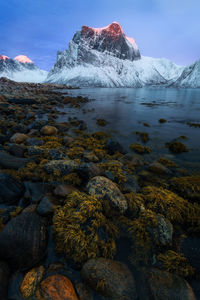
{"left": 1, "top": 23, "right": 199, "bottom": 87}
{"left": 0, "top": 55, "right": 47, "bottom": 83}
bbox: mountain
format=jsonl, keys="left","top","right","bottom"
{"left": 0, "top": 55, "right": 47, "bottom": 83}
{"left": 170, "top": 60, "right": 200, "bottom": 88}
{"left": 46, "top": 22, "right": 184, "bottom": 87}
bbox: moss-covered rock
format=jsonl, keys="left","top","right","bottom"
{"left": 171, "top": 176, "right": 200, "bottom": 202}
{"left": 129, "top": 143, "right": 152, "bottom": 154}
{"left": 53, "top": 192, "right": 118, "bottom": 264}
{"left": 157, "top": 250, "right": 194, "bottom": 277}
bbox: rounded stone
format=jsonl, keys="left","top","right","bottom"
{"left": 81, "top": 258, "right": 137, "bottom": 299}
{"left": 87, "top": 176, "right": 127, "bottom": 214}
{"left": 0, "top": 212, "right": 48, "bottom": 270}
{"left": 35, "top": 274, "right": 79, "bottom": 300}
{"left": 41, "top": 125, "right": 58, "bottom": 136}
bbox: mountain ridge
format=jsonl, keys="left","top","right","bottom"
{"left": 0, "top": 55, "right": 48, "bottom": 83}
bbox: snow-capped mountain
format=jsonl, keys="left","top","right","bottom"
{"left": 170, "top": 60, "right": 200, "bottom": 88}
{"left": 46, "top": 22, "right": 184, "bottom": 87}
{"left": 0, "top": 55, "right": 47, "bottom": 83}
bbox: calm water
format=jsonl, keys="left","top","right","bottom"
{"left": 58, "top": 87, "right": 200, "bottom": 172}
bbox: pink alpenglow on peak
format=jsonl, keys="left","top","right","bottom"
{"left": 91, "top": 22, "right": 124, "bottom": 36}
{"left": 14, "top": 55, "right": 33, "bottom": 64}
{"left": 0, "top": 55, "right": 10, "bottom": 60}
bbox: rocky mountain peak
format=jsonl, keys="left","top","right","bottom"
{"left": 14, "top": 55, "right": 33, "bottom": 64}
{"left": 71, "top": 22, "right": 141, "bottom": 62}
{"left": 0, "top": 55, "right": 10, "bottom": 60}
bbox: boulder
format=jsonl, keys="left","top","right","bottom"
{"left": 41, "top": 125, "right": 58, "bottom": 136}
{"left": 8, "top": 143, "right": 25, "bottom": 157}
{"left": 20, "top": 265, "right": 45, "bottom": 298}
{"left": 37, "top": 195, "right": 56, "bottom": 216}
{"left": 147, "top": 215, "right": 173, "bottom": 246}
{"left": 81, "top": 258, "right": 137, "bottom": 299}
{"left": 87, "top": 176, "right": 127, "bottom": 214}
{"left": 35, "top": 274, "right": 79, "bottom": 300}
{"left": 0, "top": 173, "right": 24, "bottom": 205}
{"left": 0, "top": 151, "right": 29, "bottom": 169}
{"left": 44, "top": 159, "right": 78, "bottom": 176}
{"left": 10, "top": 133, "right": 28, "bottom": 144}
{"left": 139, "top": 268, "right": 196, "bottom": 300}
{"left": 53, "top": 184, "right": 78, "bottom": 197}
{"left": 0, "top": 212, "right": 48, "bottom": 270}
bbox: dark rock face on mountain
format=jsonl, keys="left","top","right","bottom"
{"left": 78, "top": 22, "right": 141, "bottom": 61}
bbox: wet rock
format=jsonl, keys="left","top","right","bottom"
{"left": 106, "top": 139, "right": 125, "bottom": 155}
{"left": 24, "top": 182, "right": 52, "bottom": 204}
{"left": 87, "top": 176, "right": 127, "bottom": 214}
{"left": 0, "top": 173, "right": 24, "bottom": 205}
{"left": 22, "top": 204, "right": 38, "bottom": 213}
{"left": 35, "top": 274, "right": 79, "bottom": 300}
{"left": 147, "top": 215, "right": 173, "bottom": 246}
{"left": 139, "top": 268, "right": 196, "bottom": 300}
{"left": 49, "top": 149, "right": 66, "bottom": 160}
{"left": 37, "top": 194, "right": 56, "bottom": 216}
{"left": 81, "top": 258, "right": 137, "bottom": 299}
{"left": 27, "top": 146, "right": 45, "bottom": 156}
{"left": 41, "top": 125, "right": 58, "bottom": 136}
{"left": 44, "top": 159, "right": 79, "bottom": 175}
{"left": 20, "top": 265, "right": 45, "bottom": 298}
{"left": 0, "top": 261, "right": 10, "bottom": 300}
{"left": 75, "top": 282, "right": 93, "bottom": 300}
{"left": 0, "top": 150, "right": 30, "bottom": 169}
{"left": 148, "top": 162, "right": 171, "bottom": 175}
{"left": 0, "top": 212, "right": 48, "bottom": 270}
{"left": 53, "top": 184, "right": 78, "bottom": 197}
{"left": 8, "top": 143, "right": 25, "bottom": 157}
{"left": 26, "top": 137, "right": 44, "bottom": 146}
{"left": 77, "top": 163, "right": 101, "bottom": 181}
{"left": 84, "top": 152, "right": 99, "bottom": 163}
{"left": 10, "top": 133, "right": 28, "bottom": 144}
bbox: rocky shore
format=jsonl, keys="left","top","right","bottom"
{"left": 0, "top": 77, "right": 200, "bottom": 299}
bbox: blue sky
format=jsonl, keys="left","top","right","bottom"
{"left": 0, "top": 0, "right": 199, "bottom": 70}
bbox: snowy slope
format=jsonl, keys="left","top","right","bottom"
{"left": 170, "top": 60, "right": 200, "bottom": 88}
{"left": 0, "top": 55, "right": 48, "bottom": 83}
{"left": 47, "top": 22, "right": 184, "bottom": 87}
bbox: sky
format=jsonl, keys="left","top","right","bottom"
{"left": 0, "top": 0, "right": 199, "bottom": 70}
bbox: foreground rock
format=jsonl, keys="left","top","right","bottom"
{"left": 44, "top": 159, "right": 79, "bottom": 175}
{"left": 0, "top": 211, "right": 48, "bottom": 269}
{"left": 140, "top": 268, "right": 196, "bottom": 300}
{"left": 20, "top": 265, "right": 45, "bottom": 298}
{"left": 87, "top": 176, "right": 127, "bottom": 214}
{"left": 0, "top": 150, "right": 29, "bottom": 169}
{"left": 81, "top": 258, "right": 137, "bottom": 299}
{"left": 35, "top": 274, "right": 79, "bottom": 300}
{"left": 0, "top": 261, "right": 10, "bottom": 300}
{"left": 10, "top": 132, "right": 28, "bottom": 144}
{"left": 41, "top": 125, "right": 58, "bottom": 136}
{"left": 0, "top": 173, "right": 24, "bottom": 205}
